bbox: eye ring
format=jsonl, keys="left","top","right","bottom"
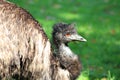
{"left": 65, "top": 33, "right": 71, "bottom": 37}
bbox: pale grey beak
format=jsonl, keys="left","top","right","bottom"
{"left": 69, "top": 34, "right": 87, "bottom": 42}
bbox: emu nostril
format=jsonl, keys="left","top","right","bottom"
{"left": 79, "top": 37, "right": 87, "bottom": 42}
{"left": 80, "top": 38, "right": 83, "bottom": 40}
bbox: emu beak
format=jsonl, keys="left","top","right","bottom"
{"left": 70, "top": 34, "right": 87, "bottom": 42}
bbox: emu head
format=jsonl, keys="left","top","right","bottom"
{"left": 52, "top": 23, "right": 87, "bottom": 46}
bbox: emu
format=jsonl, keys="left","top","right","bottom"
{"left": 0, "top": 0, "right": 86, "bottom": 80}
{"left": 52, "top": 23, "right": 86, "bottom": 80}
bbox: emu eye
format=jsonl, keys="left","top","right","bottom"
{"left": 65, "top": 33, "right": 71, "bottom": 37}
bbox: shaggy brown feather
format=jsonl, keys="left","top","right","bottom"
{"left": 0, "top": 1, "right": 84, "bottom": 80}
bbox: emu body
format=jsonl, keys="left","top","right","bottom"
{"left": 0, "top": 1, "right": 86, "bottom": 80}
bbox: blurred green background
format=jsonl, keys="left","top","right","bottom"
{"left": 8, "top": 0, "right": 120, "bottom": 80}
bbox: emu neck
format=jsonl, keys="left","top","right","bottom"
{"left": 57, "top": 43, "right": 75, "bottom": 57}
{"left": 53, "top": 37, "right": 77, "bottom": 58}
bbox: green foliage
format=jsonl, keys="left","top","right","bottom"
{"left": 77, "top": 70, "right": 116, "bottom": 80}
{"left": 107, "top": 71, "right": 115, "bottom": 80}
{"left": 77, "top": 70, "right": 89, "bottom": 80}
{"left": 7, "top": 0, "right": 120, "bottom": 80}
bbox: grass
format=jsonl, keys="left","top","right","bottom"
{"left": 8, "top": 0, "right": 120, "bottom": 80}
